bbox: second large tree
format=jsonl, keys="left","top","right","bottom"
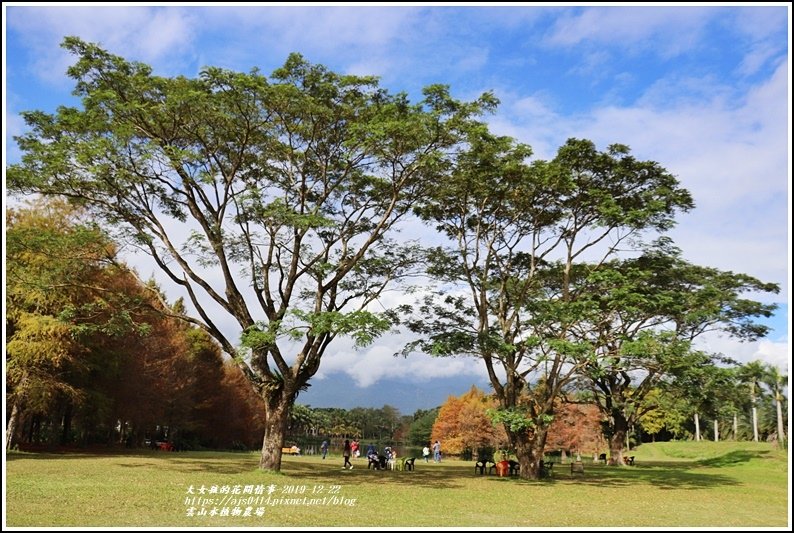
{"left": 408, "top": 133, "right": 695, "bottom": 479}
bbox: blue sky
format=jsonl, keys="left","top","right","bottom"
{"left": 3, "top": 4, "right": 790, "bottom": 412}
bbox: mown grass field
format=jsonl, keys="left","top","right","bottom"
{"left": 5, "top": 440, "right": 790, "bottom": 527}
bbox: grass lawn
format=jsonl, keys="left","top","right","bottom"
{"left": 4, "top": 441, "right": 789, "bottom": 527}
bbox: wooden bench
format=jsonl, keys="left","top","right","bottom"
{"left": 402, "top": 457, "right": 416, "bottom": 471}
{"left": 570, "top": 461, "right": 585, "bottom": 475}
{"left": 282, "top": 447, "right": 300, "bottom": 456}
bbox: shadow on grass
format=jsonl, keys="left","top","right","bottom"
{"left": 6, "top": 450, "right": 261, "bottom": 475}
{"left": 118, "top": 459, "right": 257, "bottom": 475}
{"left": 495, "top": 462, "right": 742, "bottom": 490}
{"left": 696, "top": 449, "right": 770, "bottom": 467}
{"left": 288, "top": 459, "right": 745, "bottom": 491}
{"left": 6, "top": 450, "right": 173, "bottom": 461}
{"left": 283, "top": 460, "right": 474, "bottom": 489}
{"left": 7, "top": 448, "right": 252, "bottom": 458}
{"left": 7, "top": 450, "right": 766, "bottom": 490}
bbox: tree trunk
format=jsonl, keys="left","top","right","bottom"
{"left": 29, "top": 415, "right": 40, "bottom": 443}
{"left": 508, "top": 431, "right": 546, "bottom": 479}
{"left": 694, "top": 412, "right": 701, "bottom": 441}
{"left": 733, "top": 414, "right": 738, "bottom": 441}
{"left": 512, "top": 427, "right": 548, "bottom": 480}
{"left": 61, "top": 401, "right": 73, "bottom": 445}
{"left": 6, "top": 400, "right": 21, "bottom": 450}
{"left": 775, "top": 395, "right": 785, "bottom": 448}
{"left": 713, "top": 419, "right": 719, "bottom": 442}
{"left": 259, "top": 390, "right": 292, "bottom": 471}
{"left": 751, "top": 406, "right": 759, "bottom": 442}
{"left": 608, "top": 413, "right": 628, "bottom": 465}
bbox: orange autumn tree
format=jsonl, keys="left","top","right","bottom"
{"left": 544, "top": 402, "right": 605, "bottom": 458}
{"left": 430, "top": 386, "right": 507, "bottom": 456}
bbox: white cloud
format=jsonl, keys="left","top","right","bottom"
{"left": 695, "top": 331, "right": 790, "bottom": 374}
{"left": 199, "top": 6, "right": 421, "bottom": 59}
{"left": 486, "top": 90, "right": 563, "bottom": 160}
{"left": 513, "top": 94, "right": 557, "bottom": 120}
{"left": 7, "top": 6, "right": 197, "bottom": 85}
{"left": 728, "top": 6, "right": 788, "bottom": 42}
{"left": 565, "top": 49, "right": 611, "bottom": 79}
{"left": 753, "top": 338, "right": 790, "bottom": 374}
{"left": 544, "top": 7, "right": 712, "bottom": 57}
{"left": 738, "top": 41, "right": 784, "bottom": 77}
{"left": 133, "top": 9, "right": 195, "bottom": 63}
{"left": 315, "top": 337, "right": 486, "bottom": 389}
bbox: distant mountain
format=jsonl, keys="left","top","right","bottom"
{"left": 298, "top": 371, "right": 493, "bottom": 415}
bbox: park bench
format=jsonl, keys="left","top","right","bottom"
{"left": 402, "top": 457, "right": 416, "bottom": 471}
{"left": 570, "top": 461, "right": 585, "bottom": 475}
{"left": 281, "top": 446, "right": 300, "bottom": 456}
{"left": 598, "top": 453, "right": 607, "bottom": 464}
{"left": 626, "top": 456, "right": 635, "bottom": 466}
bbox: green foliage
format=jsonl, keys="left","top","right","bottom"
{"left": 637, "top": 388, "right": 692, "bottom": 439}
{"left": 567, "top": 243, "right": 779, "bottom": 458}
{"left": 241, "top": 310, "right": 391, "bottom": 352}
{"left": 407, "top": 408, "right": 440, "bottom": 446}
{"left": 292, "top": 309, "right": 392, "bottom": 348}
{"left": 486, "top": 407, "right": 543, "bottom": 433}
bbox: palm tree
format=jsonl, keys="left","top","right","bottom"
{"left": 762, "top": 364, "right": 787, "bottom": 448}
{"left": 738, "top": 361, "right": 767, "bottom": 442}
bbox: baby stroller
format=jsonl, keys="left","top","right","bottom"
{"left": 367, "top": 451, "right": 388, "bottom": 470}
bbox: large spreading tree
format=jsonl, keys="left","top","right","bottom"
{"left": 568, "top": 246, "right": 778, "bottom": 463}
{"left": 405, "top": 133, "right": 694, "bottom": 478}
{"left": 7, "top": 37, "right": 497, "bottom": 470}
